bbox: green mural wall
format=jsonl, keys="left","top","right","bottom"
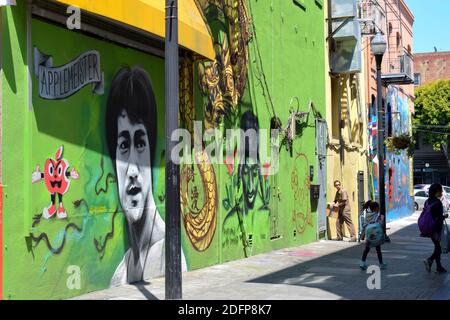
{"left": 1, "top": 0, "right": 325, "bottom": 299}
{"left": 181, "top": 0, "right": 326, "bottom": 268}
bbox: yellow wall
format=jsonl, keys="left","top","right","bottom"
{"left": 324, "top": 0, "right": 369, "bottom": 239}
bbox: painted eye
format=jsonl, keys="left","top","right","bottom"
{"left": 136, "top": 139, "right": 146, "bottom": 151}
{"left": 48, "top": 163, "right": 54, "bottom": 176}
{"left": 118, "top": 139, "right": 130, "bottom": 153}
{"left": 57, "top": 164, "right": 63, "bottom": 177}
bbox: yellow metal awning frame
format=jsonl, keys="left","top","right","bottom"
{"left": 55, "top": 0, "right": 215, "bottom": 60}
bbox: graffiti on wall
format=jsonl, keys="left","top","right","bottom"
{"left": 385, "top": 87, "right": 412, "bottom": 218}
{"left": 291, "top": 153, "right": 313, "bottom": 235}
{"left": 368, "top": 87, "right": 412, "bottom": 221}
{"left": 29, "top": 37, "right": 186, "bottom": 290}
{"left": 179, "top": 50, "right": 219, "bottom": 253}
{"left": 222, "top": 111, "right": 271, "bottom": 255}
{"left": 178, "top": 0, "right": 253, "bottom": 254}
{"left": 7, "top": 0, "right": 327, "bottom": 299}
{"left": 105, "top": 67, "right": 187, "bottom": 286}
{"left": 32, "top": 146, "right": 79, "bottom": 219}
{"left": 237, "top": 111, "right": 270, "bottom": 211}
{"left": 196, "top": 0, "right": 251, "bottom": 129}
{"left": 180, "top": 151, "right": 218, "bottom": 252}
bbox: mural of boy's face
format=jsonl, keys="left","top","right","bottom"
{"left": 242, "top": 158, "right": 259, "bottom": 209}
{"left": 116, "top": 110, "right": 152, "bottom": 223}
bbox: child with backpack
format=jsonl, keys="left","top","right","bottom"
{"left": 359, "top": 200, "right": 387, "bottom": 270}
{"left": 419, "top": 184, "right": 449, "bottom": 274}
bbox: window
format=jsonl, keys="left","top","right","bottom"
{"left": 293, "top": 0, "right": 306, "bottom": 10}
{"left": 415, "top": 191, "right": 428, "bottom": 197}
{"left": 414, "top": 73, "right": 421, "bottom": 86}
{"left": 331, "top": 77, "right": 343, "bottom": 140}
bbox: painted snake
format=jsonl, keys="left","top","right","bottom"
{"left": 179, "top": 0, "right": 251, "bottom": 251}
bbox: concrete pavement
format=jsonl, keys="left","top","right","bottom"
{"left": 73, "top": 212, "right": 450, "bottom": 300}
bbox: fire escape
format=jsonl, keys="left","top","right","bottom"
{"left": 330, "top": 0, "right": 414, "bottom": 84}
{"left": 358, "top": 0, "right": 414, "bottom": 85}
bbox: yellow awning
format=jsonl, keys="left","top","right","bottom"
{"left": 55, "top": 0, "right": 215, "bottom": 60}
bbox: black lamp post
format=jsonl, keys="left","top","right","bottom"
{"left": 165, "top": 0, "right": 182, "bottom": 300}
{"left": 371, "top": 32, "right": 387, "bottom": 233}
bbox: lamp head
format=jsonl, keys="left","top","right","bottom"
{"left": 371, "top": 33, "right": 387, "bottom": 56}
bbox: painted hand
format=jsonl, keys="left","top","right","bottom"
{"left": 70, "top": 168, "right": 80, "bottom": 180}
{"left": 32, "top": 165, "right": 42, "bottom": 183}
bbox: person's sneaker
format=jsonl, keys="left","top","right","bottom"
{"left": 332, "top": 238, "right": 343, "bottom": 241}
{"left": 349, "top": 237, "right": 357, "bottom": 242}
{"left": 384, "top": 235, "right": 391, "bottom": 243}
{"left": 423, "top": 259, "right": 432, "bottom": 273}
{"left": 57, "top": 204, "right": 67, "bottom": 219}
{"left": 359, "top": 261, "right": 367, "bottom": 271}
{"left": 43, "top": 203, "right": 57, "bottom": 219}
{"left": 379, "top": 263, "right": 388, "bottom": 270}
{"left": 437, "top": 267, "right": 448, "bottom": 274}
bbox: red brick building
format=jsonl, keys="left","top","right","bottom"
{"left": 414, "top": 51, "right": 450, "bottom": 87}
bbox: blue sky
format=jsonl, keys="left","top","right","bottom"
{"left": 405, "top": 0, "right": 450, "bottom": 53}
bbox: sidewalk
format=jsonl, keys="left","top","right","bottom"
{"left": 74, "top": 212, "right": 450, "bottom": 300}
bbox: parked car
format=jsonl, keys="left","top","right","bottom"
{"left": 443, "top": 186, "right": 450, "bottom": 195}
{"left": 413, "top": 185, "right": 450, "bottom": 212}
{"left": 414, "top": 184, "right": 430, "bottom": 191}
{"left": 414, "top": 189, "right": 428, "bottom": 211}
{"left": 415, "top": 184, "right": 450, "bottom": 197}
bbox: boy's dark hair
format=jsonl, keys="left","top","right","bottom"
{"left": 428, "top": 183, "right": 443, "bottom": 198}
{"left": 363, "top": 200, "right": 380, "bottom": 212}
{"left": 240, "top": 110, "right": 260, "bottom": 161}
{"left": 334, "top": 180, "right": 341, "bottom": 186}
{"left": 105, "top": 66, "right": 157, "bottom": 167}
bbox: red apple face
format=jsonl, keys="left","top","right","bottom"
{"left": 44, "top": 158, "right": 70, "bottom": 194}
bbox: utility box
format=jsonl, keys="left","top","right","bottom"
{"left": 330, "top": 0, "right": 362, "bottom": 74}
{"left": 331, "top": 34, "right": 362, "bottom": 73}
{"left": 332, "top": 19, "right": 360, "bottom": 40}
{"left": 310, "top": 184, "right": 321, "bottom": 201}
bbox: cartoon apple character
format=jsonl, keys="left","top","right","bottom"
{"left": 32, "top": 146, "right": 79, "bottom": 219}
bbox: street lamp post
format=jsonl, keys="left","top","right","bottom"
{"left": 165, "top": 0, "right": 182, "bottom": 300}
{"left": 371, "top": 33, "right": 387, "bottom": 235}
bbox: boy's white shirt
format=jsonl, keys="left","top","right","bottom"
{"left": 363, "top": 209, "right": 381, "bottom": 226}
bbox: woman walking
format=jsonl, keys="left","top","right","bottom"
{"left": 423, "top": 184, "right": 449, "bottom": 274}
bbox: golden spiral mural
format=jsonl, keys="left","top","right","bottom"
{"left": 180, "top": 151, "right": 218, "bottom": 252}
{"left": 179, "top": 0, "right": 250, "bottom": 251}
